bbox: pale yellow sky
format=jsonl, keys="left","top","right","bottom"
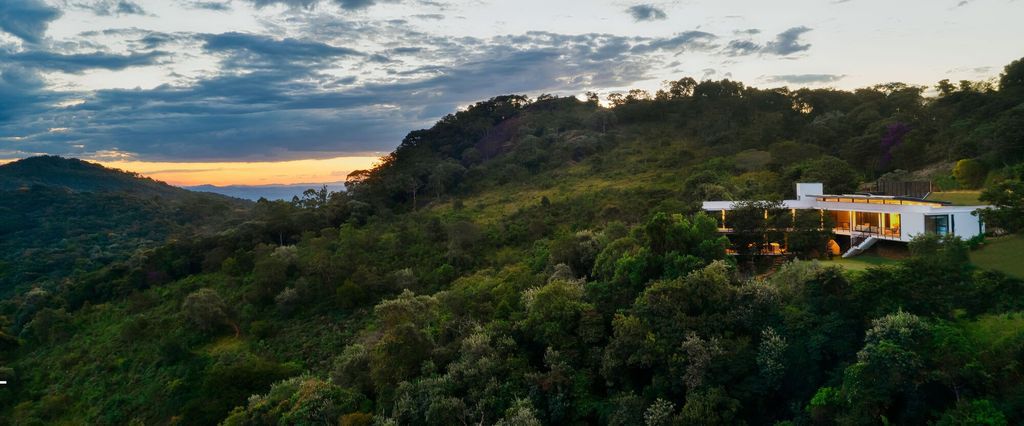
{"left": 0, "top": 156, "right": 381, "bottom": 186}
{"left": 102, "top": 156, "right": 381, "bottom": 186}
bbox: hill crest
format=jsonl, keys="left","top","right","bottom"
{"left": 0, "top": 156, "right": 188, "bottom": 198}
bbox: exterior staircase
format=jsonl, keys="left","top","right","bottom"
{"left": 842, "top": 235, "right": 879, "bottom": 258}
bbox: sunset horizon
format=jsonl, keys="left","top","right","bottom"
{"left": 1, "top": 155, "right": 380, "bottom": 187}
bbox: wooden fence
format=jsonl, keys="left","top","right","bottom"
{"left": 869, "top": 180, "right": 932, "bottom": 198}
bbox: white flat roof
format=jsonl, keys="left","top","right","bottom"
{"left": 702, "top": 198, "right": 988, "bottom": 214}
{"left": 702, "top": 183, "right": 989, "bottom": 214}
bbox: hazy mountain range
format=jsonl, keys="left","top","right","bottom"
{"left": 184, "top": 182, "right": 348, "bottom": 201}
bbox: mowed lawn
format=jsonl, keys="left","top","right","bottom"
{"left": 813, "top": 235, "right": 1023, "bottom": 278}
{"left": 927, "top": 191, "right": 984, "bottom": 206}
{"left": 818, "top": 253, "right": 899, "bottom": 272}
{"left": 971, "top": 235, "right": 1024, "bottom": 279}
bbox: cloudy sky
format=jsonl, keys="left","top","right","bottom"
{"left": 0, "top": 0, "right": 1021, "bottom": 185}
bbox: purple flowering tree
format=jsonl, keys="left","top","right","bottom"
{"left": 879, "top": 122, "right": 912, "bottom": 170}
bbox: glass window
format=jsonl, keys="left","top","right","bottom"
{"left": 884, "top": 213, "right": 901, "bottom": 238}
{"left": 925, "top": 215, "right": 950, "bottom": 235}
{"left": 855, "top": 212, "right": 881, "bottom": 235}
{"left": 829, "top": 210, "right": 851, "bottom": 231}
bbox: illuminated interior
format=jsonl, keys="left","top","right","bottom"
{"left": 830, "top": 210, "right": 851, "bottom": 231}
{"left": 715, "top": 207, "right": 904, "bottom": 244}
{"left": 826, "top": 210, "right": 901, "bottom": 238}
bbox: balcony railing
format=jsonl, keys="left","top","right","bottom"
{"left": 833, "top": 225, "right": 901, "bottom": 239}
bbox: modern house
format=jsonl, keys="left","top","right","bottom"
{"left": 702, "top": 183, "right": 989, "bottom": 257}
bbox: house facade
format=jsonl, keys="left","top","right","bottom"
{"left": 702, "top": 183, "right": 988, "bottom": 256}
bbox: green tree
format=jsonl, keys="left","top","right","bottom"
{"left": 521, "top": 278, "right": 590, "bottom": 348}
{"left": 222, "top": 375, "right": 369, "bottom": 425}
{"left": 999, "top": 57, "right": 1024, "bottom": 93}
{"left": 952, "top": 158, "right": 988, "bottom": 189}
{"left": 548, "top": 230, "right": 602, "bottom": 279}
{"left": 679, "top": 387, "right": 742, "bottom": 425}
{"left": 978, "top": 180, "right": 1024, "bottom": 233}
{"left": 936, "top": 400, "right": 1007, "bottom": 426}
{"left": 182, "top": 288, "right": 237, "bottom": 336}
{"left": 370, "top": 323, "right": 431, "bottom": 392}
{"left": 425, "top": 160, "right": 466, "bottom": 201}
{"left": 495, "top": 398, "right": 542, "bottom": 426}
{"left": 787, "top": 208, "right": 835, "bottom": 258}
{"left": 835, "top": 311, "right": 932, "bottom": 424}
{"left": 788, "top": 155, "right": 860, "bottom": 194}
{"left": 727, "top": 200, "right": 787, "bottom": 255}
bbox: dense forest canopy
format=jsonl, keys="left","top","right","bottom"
{"left": 1, "top": 57, "right": 1024, "bottom": 425}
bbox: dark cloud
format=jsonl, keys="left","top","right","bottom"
{"left": 721, "top": 26, "right": 813, "bottom": 56}
{"left": 390, "top": 47, "right": 424, "bottom": 54}
{"left": 201, "top": 32, "right": 362, "bottom": 69}
{"left": 1, "top": 24, "right": 812, "bottom": 162}
{"left": 36, "top": 71, "right": 414, "bottom": 160}
{"left": 248, "top": 0, "right": 319, "bottom": 8}
{"left": 0, "top": 30, "right": 662, "bottom": 161}
{"left": 0, "top": 66, "right": 51, "bottom": 122}
{"left": 631, "top": 31, "right": 716, "bottom": 53}
{"left": 79, "top": 27, "right": 150, "bottom": 37}
{"left": 246, "top": 0, "right": 394, "bottom": 9}
{"left": 724, "top": 39, "right": 760, "bottom": 56}
{"left": 627, "top": 4, "right": 667, "bottom": 21}
{"left": 417, "top": 0, "right": 448, "bottom": 8}
{"left": 2, "top": 50, "right": 170, "bottom": 73}
{"left": 203, "top": 32, "right": 360, "bottom": 57}
{"left": 185, "top": 1, "right": 232, "bottom": 10}
{"left": 73, "top": 0, "right": 148, "bottom": 16}
{"left": 763, "top": 26, "right": 812, "bottom": 55}
{"left": 0, "top": 0, "right": 62, "bottom": 43}
{"left": 117, "top": 1, "right": 146, "bottom": 14}
{"left": 133, "top": 32, "right": 187, "bottom": 49}
{"left": 78, "top": 28, "right": 189, "bottom": 50}
{"left": 763, "top": 74, "right": 845, "bottom": 84}
{"left": 336, "top": 0, "right": 376, "bottom": 9}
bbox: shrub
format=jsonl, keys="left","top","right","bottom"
{"left": 953, "top": 159, "right": 988, "bottom": 189}
{"left": 936, "top": 400, "right": 1007, "bottom": 426}
{"left": 181, "top": 288, "right": 234, "bottom": 335}
{"left": 274, "top": 287, "right": 301, "bottom": 316}
{"left": 222, "top": 375, "right": 369, "bottom": 426}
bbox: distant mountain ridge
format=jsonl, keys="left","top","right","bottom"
{"left": 0, "top": 156, "right": 250, "bottom": 294}
{"left": 0, "top": 156, "right": 187, "bottom": 197}
{"left": 186, "top": 182, "right": 347, "bottom": 201}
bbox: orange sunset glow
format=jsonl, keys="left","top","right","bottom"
{"left": 57, "top": 156, "right": 380, "bottom": 186}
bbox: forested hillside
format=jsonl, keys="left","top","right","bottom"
{"left": 1, "top": 58, "right": 1023, "bottom": 425}
{"left": 0, "top": 156, "right": 251, "bottom": 296}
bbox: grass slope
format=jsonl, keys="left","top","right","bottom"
{"left": 927, "top": 191, "right": 984, "bottom": 206}
{"left": 428, "top": 128, "right": 702, "bottom": 224}
{"left": 971, "top": 235, "right": 1024, "bottom": 278}
{"left": 818, "top": 253, "right": 899, "bottom": 272}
